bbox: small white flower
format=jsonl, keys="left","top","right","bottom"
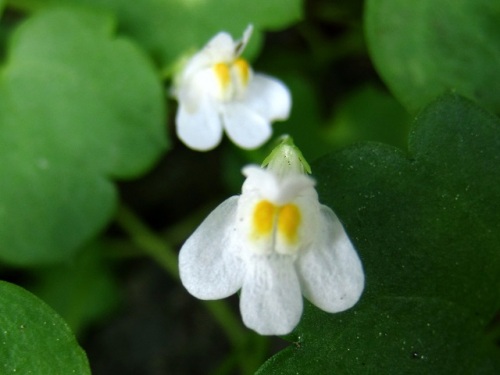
{"left": 179, "top": 138, "right": 365, "bottom": 335}
{"left": 173, "top": 25, "right": 291, "bottom": 151}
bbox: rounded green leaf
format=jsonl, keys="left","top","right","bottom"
{"left": 365, "top": 0, "right": 500, "bottom": 113}
{"left": 0, "top": 281, "right": 91, "bottom": 374}
{"left": 0, "top": 8, "right": 167, "bottom": 265}
{"left": 325, "top": 85, "right": 411, "bottom": 150}
{"left": 258, "top": 298, "right": 499, "bottom": 374}
{"left": 257, "top": 94, "right": 500, "bottom": 374}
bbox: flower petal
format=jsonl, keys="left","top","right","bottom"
{"left": 222, "top": 103, "right": 272, "bottom": 149}
{"left": 241, "top": 165, "right": 280, "bottom": 200}
{"left": 203, "top": 31, "right": 237, "bottom": 62}
{"left": 244, "top": 74, "right": 291, "bottom": 121}
{"left": 240, "top": 254, "right": 302, "bottom": 335}
{"left": 296, "top": 206, "right": 364, "bottom": 312}
{"left": 182, "top": 32, "right": 235, "bottom": 79}
{"left": 176, "top": 96, "right": 223, "bottom": 151}
{"left": 179, "top": 196, "right": 245, "bottom": 299}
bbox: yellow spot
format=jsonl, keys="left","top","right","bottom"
{"left": 253, "top": 200, "right": 276, "bottom": 236}
{"left": 233, "top": 58, "right": 250, "bottom": 86}
{"left": 277, "top": 204, "right": 301, "bottom": 244}
{"left": 213, "top": 62, "right": 231, "bottom": 88}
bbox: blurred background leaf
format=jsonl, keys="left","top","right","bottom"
{"left": 257, "top": 94, "right": 500, "bottom": 374}
{"left": 0, "top": 7, "right": 167, "bottom": 265}
{"left": 29, "top": 242, "right": 120, "bottom": 335}
{"left": 0, "top": 281, "right": 91, "bottom": 374}
{"left": 365, "top": 0, "right": 500, "bottom": 114}
{"left": 324, "top": 84, "right": 411, "bottom": 150}
{"left": 10, "top": 0, "right": 303, "bottom": 71}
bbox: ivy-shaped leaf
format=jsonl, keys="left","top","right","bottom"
{"left": 13, "top": 0, "right": 303, "bottom": 69}
{"left": 0, "top": 281, "right": 91, "bottom": 374}
{"left": 365, "top": 0, "right": 500, "bottom": 114}
{"left": 257, "top": 94, "right": 500, "bottom": 374}
{"left": 0, "top": 8, "right": 167, "bottom": 265}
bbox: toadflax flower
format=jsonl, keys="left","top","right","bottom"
{"left": 173, "top": 25, "right": 291, "bottom": 151}
{"left": 179, "top": 137, "right": 364, "bottom": 335}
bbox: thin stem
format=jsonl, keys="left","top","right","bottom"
{"left": 248, "top": 333, "right": 271, "bottom": 371}
{"left": 115, "top": 204, "right": 258, "bottom": 374}
{"left": 116, "top": 204, "right": 178, "bottom": 278}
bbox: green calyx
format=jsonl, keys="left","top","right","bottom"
{"left": 262, "top": 135, "right": 312, "bottom": 176}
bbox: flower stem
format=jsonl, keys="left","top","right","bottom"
{"left": 115, "top": 204, "right": 258, "bottom": 373}
{"left": 116, "top": 204, "right": 179, "bottom": 278}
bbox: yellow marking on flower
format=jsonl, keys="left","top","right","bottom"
{"left": 233, "top": 58, "right": 250, "bottom": 86}
{"left": 251, "top": 200, "right": 302, "bottom": 247}
{"left": 277, "top": 204, "right": 301, "bottom": 244}
{"left": 252, "top": 200, "right": 276, "bottom": 237}
{"left": 213, "top": 62, "right": 231, "bottom": 88}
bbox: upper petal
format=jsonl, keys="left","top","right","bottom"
{"left": 296, "top": 205, "right": 364, "bottom": 312}
{"left": 176, "top": 96, "right": 223, "bottom": 151}
{"left": 241, "top": 165, "right": 280, "bottom": 198}
{"left": 243, "top": 74, "right": 291, "bottom": 121}
{"left": 241, "top": 165, "right": 316, "bottom": 205}
{"left": 275, "top": 173, "right": 316, "bottom": 205}
{"left": 182, "top": 25, "right": 253, "bottom": 81}
{"left": 181, "top": 32, "right": 235, "bottom": 80}
{"left": 179, "top": 196, "right": 245, "bottom": 299}
{"left": 201, "top": 31, "right": 235, "bottom": 62}
{"left": 240, "top": 254, "right": 303, "bottom": 335}
{"left": 221, "top": 103, "right": 272, "bottom": 149}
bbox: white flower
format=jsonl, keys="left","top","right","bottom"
{"left": 179, "top": 139, "right": 365, "bottom": 335}
{"left": 173, "top": 25, "right": 291, "bottom": 151}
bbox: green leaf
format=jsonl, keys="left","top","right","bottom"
{"left": 325, "top": 85, "right": 411, "bottom": 150}
{"left": 0, "top": 1, "right": 8, "bottom": 58}
{"left": 0, "top": 8, "right": 167, "bottom": 265}
{"left": 259, "top": 298, "right": 499, "bottom": 374}
{"left": 365, "top": 0, "right": 500, "bottom": 114}
{"left": 257, "top": 94, "right": 500, "bottom": 374}
{"left": 13, "top": 0, "right": 303, "bottom": 70}
{"left": 0, "top": 281, "right": 91, "bottom": 374}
